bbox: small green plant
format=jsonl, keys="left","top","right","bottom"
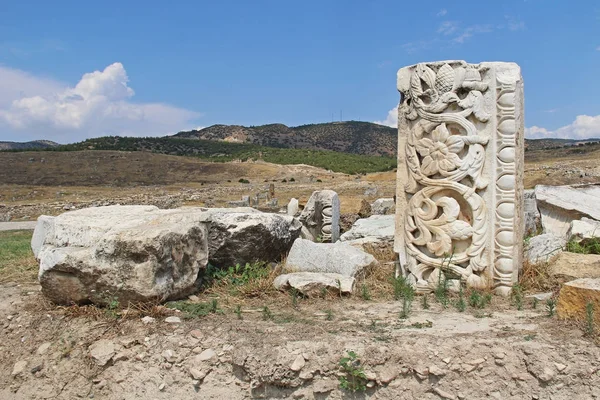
{"left": 456, "top": 286, "right": 466, "bottom": 312}
{"left": 324, "top": 309, "right": 334, "bottom": 321}
{"left": 361, "top": 284, "right": 371, "bottom": 301}
{"left": 238, "top": 178, "right": 250, "bottom": 184}
{"left": 532, "top": 297, "right": 539, "bottom": 309}
{"left": 212, "top": 262, "right": 269, "bottom": 286}
{"left": 512, "top": 284, "right": 523, "bottom": 310}
{"left": 210, "top": 299, "right": 219, "bottom": 313}
{"left": 468, "top": 290, "right": 492, "bottom": 309}
{"left": 566, "top": 237, "right": 600, "bottom": 255}
{"left": 290, "top": 288, "right": 299, "bottom": 308}
{"left": 421, "top": 294, "right": 430, "bottom": 310}
{"left": 410, "top": 320, "right": 433, "bottom": 329}
{"left": 289, "top": 177, "right": 295, "bottom": 182}
{"left": 234, "top": 304, "right": 242, "bottom": 319}
{"left": 316, "top": 179, "right": 323, "bottom": 183}
{"left": 338, "top": 351, "right": 368, "bottom": 393}
{"left": 166, "top": 300, "right": 222, "bottom": 318}
{"left": 281, "top": 179, "right": 287, "bottom": 183}
{"left": 434, "top": 269, "right": 449, "bottom": 308}
{"left": 262, "top": 306, "right": 273, "bottom": 321}
{"left": 585, "top": 301, "right": 595, "bottom": 337}
{"left": 399, "top": 286, "right": 415, "bottom": 319}
{"left": 524, "top": 334, "right": 536, "bottom": 341}
{"left": 546, "top": 298, "right": 556, "bottom": 317}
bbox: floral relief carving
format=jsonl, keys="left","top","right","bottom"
{"left": 396, "top": 61, "right": 523, "bottom": 295}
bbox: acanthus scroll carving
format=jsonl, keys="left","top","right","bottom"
{"left": 396, "top": 60, "right": 524, "bottom": 295}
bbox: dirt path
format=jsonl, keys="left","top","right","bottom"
{"left": 0, "top": 221, "right": 37, "bottom": 231}
{"left": 1, "top": 283, "right": 599, "bottom": 400}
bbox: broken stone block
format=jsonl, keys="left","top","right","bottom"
{"left": 550, "top": 252, "right": 600, "bottom": 281}
{"left": 535, "top": 184, "right": 600, "bottom": 237}
{"left": 299, "top": 190, "right": 340, "bottom": 243}
{"left": 371, "top": 198, "right": 395, "bottom": 215}
{"left": 557, "top": 278, "right": 600, "bottom": 325}
{"left": 273, "top": 272, "right": 354, "bottom": 297}
{"left": 285, "top": 238, "right": 378, "bottom": 277}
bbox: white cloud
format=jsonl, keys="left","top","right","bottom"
{"left": 437, "top": 21, "right": 459, "bottom": 36}
{"left": 436, "top": 9, "right": 447, "bottom": 17}
{"left": 0, "top": 63, "right": 201, "bottom": 142}
{"left": 505, "top": 16, "right": 525, "bottom": 31}
{"left": 452, "top": 24, "right": 493, "bottom": 44}
{"left": 596, "top": 46, "right": 600, "bottom": 51}
{"left": 374, "top": 106, "right": 398, "bottom": 128}
{"left": 526, "top": 115, "right": 600, "bottom": 139}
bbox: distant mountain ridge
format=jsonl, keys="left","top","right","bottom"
{"left": 0, "top": 140, "right": 60, "bottom": 150}
{"left": 174, "top": 121, "right": 398, "bottom": 157}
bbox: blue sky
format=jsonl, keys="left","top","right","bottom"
{"left": 0, "top": 0, "right": 599, "bottom": 143}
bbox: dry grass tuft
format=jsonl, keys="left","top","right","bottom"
{"left": 519, "top": 259, "right": 559, "bottom": 293}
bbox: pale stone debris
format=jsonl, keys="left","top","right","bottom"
{"left": 394, "top": 61, "right": 524, "bottom": 295}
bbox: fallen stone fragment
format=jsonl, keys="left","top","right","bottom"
{"left": 141, "top": 316, "right": 156, "bottom": 324}
{"left": 89, "top": 339, "right": 116, "bottom": 366}
{"left": 557, "top": 278, "right": 600, "bottom": 325}
{"left": 37, "top": 342, "right": 51, "bottom": 355}
{"left": 189, "top": 368, "right": 207, "bottom": 380}
{"left": 429, "top": 365, "right": 447, "bottom": 377}
{"left": 569, "top": 217, "right": 600, "bottom": 242}
{"left": 525, "top": 233, "right": 565, "bottom": 265}
{"left": 555, "top": 363, "right": 567, "bottom": 372}
{"left": 371, "top": 198, "right": 395, "bottom": 215}
{"left": 339, "top": 215, "right": 394, "bottom": 243}
{"left": 535, "top": 184, "right": 600, "bottom": 237}
{"left": 273, "top": 272, "right": 355, "bottom": 297}
{"left": 550, "top": 252, "right": 600, "bottom": 281}
{"left": 285, "top": 238, "right": 378, "bottom": 277}
{"left": 200, "top": 208, "right": 301, "bottom": 268}
{"left": 162, "top": 350, "right": 177, "bottom": 363}
{"left": 165, "top": 316, "right": 181, "bottom": 324}
{"left": 11, "top": 360, "right": 27, "bottom": 377}
{"left": 290, "top": 354, "right": 306, "bottom": 371}
{"left": 196, "top": 348, "right": 216, "bottom": 362}
{"left": 35, "top": 205, "right": 209, "bottom": 305}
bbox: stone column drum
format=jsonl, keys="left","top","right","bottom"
{"left": 394, "top": 61, "right": 524, "bottom": 295}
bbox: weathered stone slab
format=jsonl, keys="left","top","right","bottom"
{"left": 299, "top": 190, "right": 340, "bottom": 242}
{"left": 557, "top": 278, "right": 600, "bottom": 325}
{"left": 287, "top": 198, "right": 299, "bottom": 216}
{"left": 535, "top": 184, "right": 600, "bottom": 237}
{"left": 395, "top": 61, "right": 524, "bottom": 295}
{"left": 273, "top": 272, "right": 355, "bottom": 297}
{"left": 569, "top": 217, "right": 600, "bottom": 242}
{"left": 285, "top": 238, "right": 377, "bottom": 277}
{"left": 198, "top": 208, "right": 301, "bottom": 268}
{"left": 371, "top": 198, "right": 395, "bottom": 215}
{"left": 35, "top": 205, "right": 209, "bottom": 305}
{"left": 525, "top": 233, "right": 565, "bottom": 265}
{"left": 339, "top": 215, "right": 394, "bottom": 242}
{"left": 550, "top": 252, "right": 600, "bottom": 281}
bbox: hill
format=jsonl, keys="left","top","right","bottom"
{"left": 12, "top": 136, "right": 396, "bottom": 175}
{"left": 0, "top": 140, "right": 59, "bottom": 150}
{"left": 174, "top": 121, "right": 398, "bottom": 157}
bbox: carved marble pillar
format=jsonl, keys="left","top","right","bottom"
{"left": 299, "top": 190, "right": 340, "bottom": 243}
{"left": 394, "top": 61, "right": 524, "bottom": 295}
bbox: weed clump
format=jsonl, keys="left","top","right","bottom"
{"left": 338, "top": 351, "right": 368, "bottom": 392}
